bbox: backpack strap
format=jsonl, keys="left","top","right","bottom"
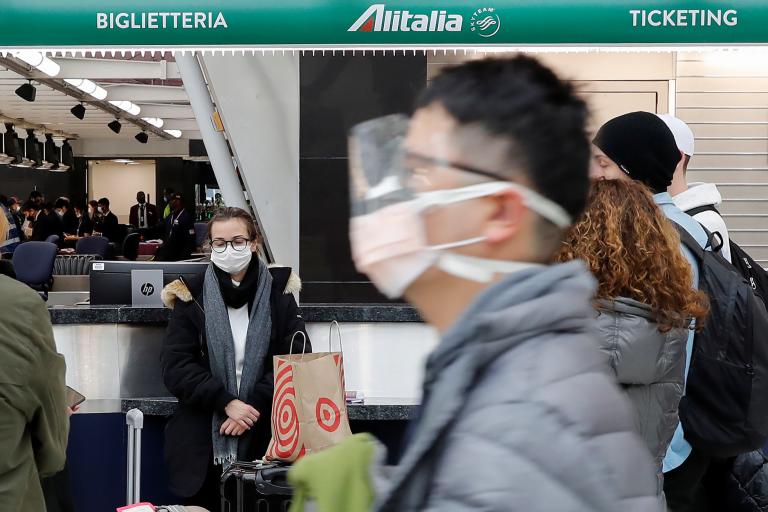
{"left": 672, "top": 222, "right": 707, "bottom": 262}
{"left": 683, "top": 203, "right": 725, "bottom": 253}
{"left": 695, "top": 223, "right": 724, "bottom": 254}
{"left": 685, "top": 204, "right": 720, "bottom": 217}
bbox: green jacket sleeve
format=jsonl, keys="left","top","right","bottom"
{"left": 0, "top": 277, "right": 69, "bottom": 509}
{"left": 28, "top": 294, "right": 69, "bottom": 478}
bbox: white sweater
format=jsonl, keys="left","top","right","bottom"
{"left": 227, "top": 280, "right": 250, "bottom": 391}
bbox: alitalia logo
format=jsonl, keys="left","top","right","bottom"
{"left": 348, "top": 4, "right": 464, "bottom": 32}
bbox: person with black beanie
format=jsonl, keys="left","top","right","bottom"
{"left": 591, "top": 111, "right": 681, "bottom": 193}
{"left": 592, "top": 111, "right": 714, "bottom": 512}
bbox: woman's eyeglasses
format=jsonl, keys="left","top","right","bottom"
{"left": 209, "top": 236, "right": 251, "bottom": 253}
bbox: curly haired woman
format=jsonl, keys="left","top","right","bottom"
{"left": 556, "top": 179, "right": 708, "bottom": 500}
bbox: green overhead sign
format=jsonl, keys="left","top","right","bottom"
{"left": 0, "top": 1, "right": 766, "bottom": 47}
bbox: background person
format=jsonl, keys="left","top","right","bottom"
{"left": 0, "top": 211, "right": 70, "bottom": 511}
{"left": 95, "top": 197, "right": 119, "bottom": 243}
{"left": 129, "top": 190, "right": 159, "bottom": 231}
{"left": 162, "top": 187, "right": 175, "bottom": 219}
{"left": 67, "top": 203, "right": 93, "bottom": 239}
{"left": 157, "top": 194, "right": 195, "bottom": 261}
{"left": 0, "top": 202, "right": 21, "bottom": 255}
{"left": 160, "top": 207, "right": 309, "bottom": 511}
{"left": 556, "top": 179, "right": 709, "bottom": 501}
{"left": 344, "top": 57, "right": 661, "bottom": 511}
{"left": 54, "top": 197, "right": 78, "bottom": 236}
{"left": 660, "top": 114, "right": 732, "bottom": 263}
{"left": 23, "top": 201, "right": 64, "bottom": 243}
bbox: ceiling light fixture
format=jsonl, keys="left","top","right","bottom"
{"left": 13, "top": 50, "right": 60, "bottom": 77}
{"left": 50, "top": 138, "right": 70, "bottom": 172}
{"left": 70, "top": 103, "right": 86, "bottom": 120}
{"left": 0, "top": 125, "right": 14, "bottom": 165}
{"left": 15, "top": 80, "right": 36, "bottom": 102}
{"left": 11, "top": 128, "right": 34, "bottom": 168}
{"left": 163, "top": 129, "right": 182, "bottom": 138}
{"left": 64, "top": 78, "right": 108, "bottom": 100}
{"left": 109, "top": 100, "right": 141, "bottom": 116}
{"left": 108, "top": 120, "right": 122, "bottom": 134}
{"left": 113, "top": 159, "right": 134, "bottom": 164}
{"left": 135, "top": 131, "right": 149, "bottom": 144}
{"left": 141, "top": 117, "right": 164, "bottom": 128}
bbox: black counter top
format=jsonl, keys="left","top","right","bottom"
{"left": 49, "top": 303, "right": 422, "bottom": 324}
{"left": 122, "top": 397, "right": 417, "bottom": 421}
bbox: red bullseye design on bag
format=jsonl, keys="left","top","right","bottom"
{"left": 315, "top": 397, "right": 342, "bottom": 433}
{"left": 268, "top": 361, "right": 302, "bottom": 459}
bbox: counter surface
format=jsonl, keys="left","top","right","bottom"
{"left": 122, "top": 397, "right": 418, "bottom": 421}
{"left": 49, "top": 304, "right": 422, "bottom": 324}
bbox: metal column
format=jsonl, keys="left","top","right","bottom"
{"left": 176, "top": 52, "right": 247, "bottom": 211}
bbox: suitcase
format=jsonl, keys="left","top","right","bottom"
{"left": 220, "top": 462, "right": 293, "bottom": 512}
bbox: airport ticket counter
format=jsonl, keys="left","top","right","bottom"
{"left": 47, "top": 261, "right": 436, "bottom": 509}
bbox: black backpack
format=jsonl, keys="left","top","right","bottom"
{"left": 686, "top": 204, "right": 768, "bottom": 301}
{"left": 674, "top": 224, "right": 768, "bottom": 457}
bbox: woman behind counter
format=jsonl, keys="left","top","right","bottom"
{"left": 160, "top": 207, "right": 309, "bottom": 510}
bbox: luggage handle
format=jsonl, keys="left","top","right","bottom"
{"left": 328, "top": 319, "right": 344, "bottom": 354}
{"left": 125, "top": 408, "right": 144, "bottom": 505}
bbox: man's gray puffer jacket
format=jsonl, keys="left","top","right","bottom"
{"left": 376, "top": 262, "right": 662, "bottom": 512}
{"left": 595, "top": 298, "right": 687, "bottom": 480}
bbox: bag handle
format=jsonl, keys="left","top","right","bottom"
{"left": 288, "top": 331, "right": 308, "bottom": 357}
{"left": 328, "top": 320, "right": 344, "bottom": 354}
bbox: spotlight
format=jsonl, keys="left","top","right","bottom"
{"left": 70, "top": 103, "right": 86, "bottom": 120}
{"left": 135, "top": 131, "right": 149, "bottom": 144}
{"left": 15, "top": 80, "right": 36, "bottom": 102}
{"left": 108, "top": 120, "right": 122, "bottom": 134}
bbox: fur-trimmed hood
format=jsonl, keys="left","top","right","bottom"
{"left": 161, "top": 264, "right": 302, "bottom": 309}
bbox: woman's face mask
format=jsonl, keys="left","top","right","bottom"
{"left": 210, "top": 245, "right": 253, "bottom": 275}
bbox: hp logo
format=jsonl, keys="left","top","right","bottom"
{"left": 140, "top": 283, "right": 155, "bottom": 296}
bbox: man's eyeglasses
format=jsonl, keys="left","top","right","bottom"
{"left": 209, "top": 237, "right": 251, "bottom": 253}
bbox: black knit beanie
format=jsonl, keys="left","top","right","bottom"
{"left": 593, "top": 111, "right": 681, "bottom": 193}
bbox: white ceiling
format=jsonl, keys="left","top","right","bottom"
{"left": 0, "top": 57, "right": 201, "bottom": 143}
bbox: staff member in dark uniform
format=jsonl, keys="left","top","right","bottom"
{"left": 95, "top": 198, "right": 119, "bottom": 243}
{"left": 23, "top": 202, "right": 64, "bottom": 244}
{"left": 156, "top": 194, "right": 195, "bottom": 261}
{"left": 160, "top": 207, "right": 309, "bottom": 511}
{"left": 129, "top": 191, "right": 159, "bottom": 232}
{"left": 63, "top": 203, "right": 94, "bottom": 246}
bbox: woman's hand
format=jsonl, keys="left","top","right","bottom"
{"left": 224, "top": 399, "right": 260, "bottom": 430}
{"left": 220, "top": 418, "right": 248, "bottom": 436}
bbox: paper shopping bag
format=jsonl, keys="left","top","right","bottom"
{"left": 265, "top": 328, "right": 352, "bottom": 462}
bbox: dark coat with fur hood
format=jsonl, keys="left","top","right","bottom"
{"left": 160, "top": 264, "right": 309, "bottom": 497}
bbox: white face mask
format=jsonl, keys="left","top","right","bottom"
{"left": 97, "top": 207, "right": 103, "bottom": 214}
{"left": 350, "top": 181, "right": 571, "bottom": 299}
{"left": 211, "top": 246, "right": 253, "bottom": 275}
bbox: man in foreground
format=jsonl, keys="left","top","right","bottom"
{"left": 341, "top": 57, "right": 660, "bottom": 511}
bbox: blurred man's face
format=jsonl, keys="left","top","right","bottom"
{"left": 590, "top": 145, "right": 629, "bottom": 181}
{"left": 137, "top": 192, "right": 146, "bottom": 204}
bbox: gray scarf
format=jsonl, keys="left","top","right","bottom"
{"left": 203, "top": 257, "right": 273, "bottom": 466}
